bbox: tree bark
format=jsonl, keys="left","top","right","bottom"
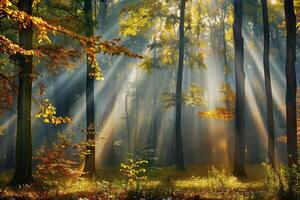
{"left": 261, "top": 0, "right": 275, "bottom": 164}
{"left": 11, "top": 0, "right": 34, "bottom": 185}
{"left": 232, "top": 0, "right": 247, "bottom": 178}
{"left": 174, "top": 0, "right": 186, "bottom": 170}
{"left": 149, "top": 37, "right": 159, "bottom": 149}
{"left": 284, "top": 0, "right": 298, "bottom": 197}
{"left": 284, "top": 0, "right": 298, "bottom": 168}
{"left": 83, "top": 0, "right": 96, "bottom": 176}
{"left": 98, "top": 0, "right": 107, "bottom": 34}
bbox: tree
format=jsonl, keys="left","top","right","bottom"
{"left": 11, "top": 0, "right": 34, "bottom": 185}
{"left": 232, "top": 0, "right": 247, "bottom": 178}
{"left": 174, "top": 0, "right": 186, "bottom": 170}
{"left": 261, "top": 0, "right": 275, "bottom": 164}
{"left": 284, "top": 0, "right": 298, "bottom": 197}
{"left": 284, "top": 0, "right": 298, "bottom": 168}
{"left": 98, "top": 0, "right": 107, "bottom": 33}
{"left": 83, "top": 0, "right": 96, "bottom": 176}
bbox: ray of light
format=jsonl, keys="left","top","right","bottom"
{"left": 243, "top": 32, "right": 286, "bottom": 118}
{"left": 95, "top": 66, "right": 140, "bottom": 165}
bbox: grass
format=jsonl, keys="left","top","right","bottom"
{"left": 0, "top": 164, "right": 267, "bottom": 199}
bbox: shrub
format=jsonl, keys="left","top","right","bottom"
{"left": 262, "top": 162, "right": 300, "bottom": 199}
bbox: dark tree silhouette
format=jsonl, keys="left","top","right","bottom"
{"left": 83, "top": 0, "right": 96, "bottom": 176}
{"left": 11, "top": 0, "right": 34, "bottom": 185}
{"left": 232, "top": 0, "right": 247, "bottom": 178}
{"left": 175, "top": 0, "right": 186, "bottom": 170}
{"left": 284, "top": 0, "right": 298, "bottom": 198}
{"left": 261, "top": 0, "right": 275, "bottom": 163}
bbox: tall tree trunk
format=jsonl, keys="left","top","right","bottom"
{"left": 261, "top": 0, "right": 275, "bottom": 163}
{"left": 98, "top": 0, "right": 107, "bottom": 34}
{"left": 284, "top": 0, "right": 298, "bottom": 197}
{"left": 11, "top": 0, "right": 34, "bottom": 185}
{"left": 221, "top": 8, "right": 228, "bottom": 80}
{"left": 149, "top": 37, "right": 159, "bottom": 149}
{"left": 252, "top": 0, "right": 259, "bottom": 39}
{"left": 232, "top": 0, "right": 246, "bottom": 178}
{"left": 174, "top": 0, "right": 186, "bottom": 170}
{"left": 83, "top": 0, "right": 96, "bottom": 176}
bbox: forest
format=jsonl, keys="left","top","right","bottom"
{"left": 0, "top": 0, "right": 299, "bottom": 199}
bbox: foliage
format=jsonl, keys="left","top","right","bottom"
{"left": 184, "top": 83, "right": 208, "bottom": 107}
{"left": 198, "top": 107, "right": 234, "bottom": 121}
{"left": 0, "top": 124, "right": 7, "bottom": 135}
{"left": 120, "top": 0, "right": 207, "bottom": 69}
{"left": 33, "top": 133, "right": 82, "bottom": 192}
{"left": 175, "top": 167, "right": 245, "bottom": 190}
{"left": 199, "top": 83, "right": 235, "bottom": 121}
{"left": 138, "top": 56, "right": 154, "bottom": 73}
{"left": 262, "top": 162, "right": 300, "bottom": 199}
{"left": 34, "top": 99, "right": 71, "bottom": 125}
{"left": 133, "top": 145, "right": 157, "bottom": 167}
{"left": 120, "top": 157, "right": 149, "bottom": 191}
{"left": 161, "top": 83, "right": 207, "bottom": 109}
{"left": 0, "top": 35, "right": 40, "bottom": 56}
{"left": 0, "top": 0, "right": 142, "bottom": 81}
{"left": 0, "top": 72, "right": 16, "bottom": 112}
{"left": 262, "top": 162, "right": 287, "bottom": 198}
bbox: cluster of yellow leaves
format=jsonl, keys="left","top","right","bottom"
{"left": 35, "top": 99, "right": 71, "bottom": 125}
{"left": 120, "top": 158, "right": 149, "bottom": 189}
{"left": 161, "top": 84, "right": 207, "bottom": 109}
{"left": 184, "top": 83, "right": 208, "bottom": 107}
{"left": 198, "top": 107, "right": 234, "bottom": 121}
{"left": 220, "top": 83, "right": 235, "bottom": 106}
{"left": 0, "top": 125, "right": 7, "bottom": 136}
{"left": 139, "top": 57, "right": 154, "bottom": 72}
{"left": 0, "top": 35, "right": 41, "bottom": 56}
{"left": 119, "top": 7, "right": 153, "bottom": 36}
{"left": 198, "top": 83, "right": 235, "bottom": 121}
{"left": 119, "top": 0, "right": 170, "bottom": 37}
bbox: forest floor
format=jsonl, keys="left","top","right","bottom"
{"left": 0, "top": 164, "right": 270, "bottom": 200}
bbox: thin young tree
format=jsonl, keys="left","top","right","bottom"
{"left": 175, "top": 0, "right": 186, "bottom": 170}
{"left": 261, "top": 0, "right": 275, "bottom": 163}
{"left": 232, "top": 0, "right": 247, "bottom": 178}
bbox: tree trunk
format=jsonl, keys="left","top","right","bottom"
{"left": 83, "top": 0, "right": 96, "bottom": 176}
{"left": 174, "top": 0, "right": 186, "bottom": 170}
{"left": 221, "top": 8, "right": 228, "bottom": 79}
{"left": 261, "top": 0, "right": 275, "bottom": 164}
{"left": 149, "top": 37, "right": 159, "bottom": 149}
{"left": 98, "top": 0, "right": 107, "bottom": 34}
{"left": 11, "top": 0, "right": 34, "bottom": 185}
{"left": 284, "top": 0, "right": 298, "bottom": 197}
{"left": 232, "top": 0, "right": 247, "bottom": 178}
